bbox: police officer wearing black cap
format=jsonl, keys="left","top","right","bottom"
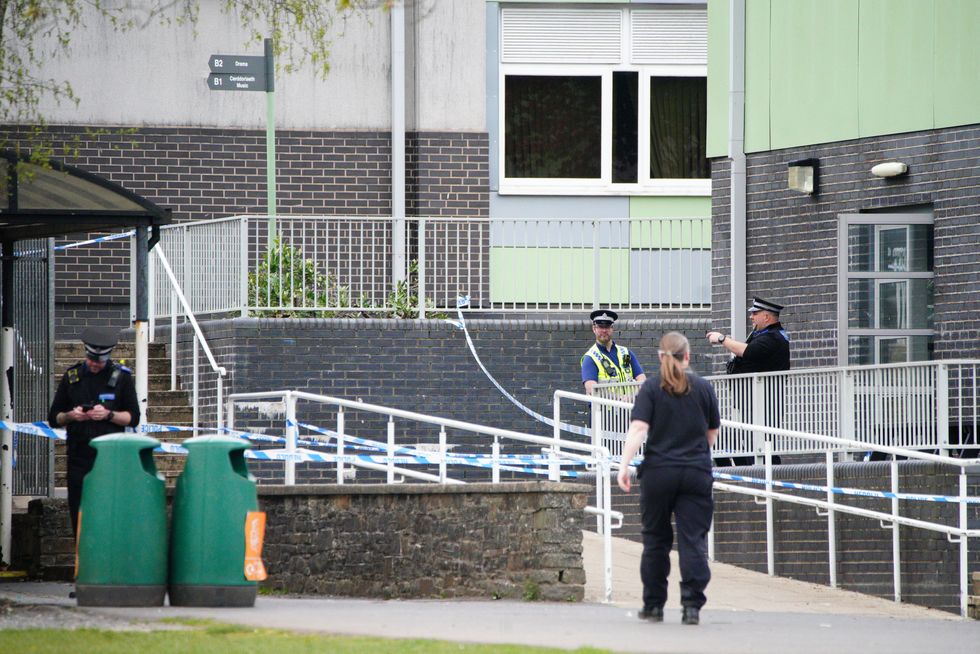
{"left": 48, "top": 327, "right": 140, "bottom": 536}
{"left": 706, "top": 297, "right": 790, "bottom": 374}
{"left": 706, "top": 297, "right": 790, "bottom": 465}
{"left": 581, "top": 309, "right": 646, "bottom": 395}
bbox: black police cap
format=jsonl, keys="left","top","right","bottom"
{"left": 590, "top": 309, "right": 618, "bottom": 326}
{"left": 81, "top": 326, "right": 119, "bottom": 352}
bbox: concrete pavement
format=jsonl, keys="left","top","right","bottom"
{"left": 1, "top": 531, "right": 977, "bottom": 654}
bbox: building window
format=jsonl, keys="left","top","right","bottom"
{"left": 838, "top": 214, "right": 935, "bottom": 365}
{"left": 498, "top": 5, "right": 709, "bottom": 196}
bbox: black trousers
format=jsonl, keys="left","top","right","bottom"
{"left": 67, "top": 458, "right": 95, "bottom": 538}
{"left": 639, "top": 465, "right": 713, "bottom": 610}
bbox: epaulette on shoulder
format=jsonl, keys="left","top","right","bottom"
{"left": 114, "top": 362, "right": 133, "bottom": 374}
{"left": 66, "top": 363, "right": 82, "bottom": 384}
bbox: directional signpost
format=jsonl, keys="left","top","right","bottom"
{"left": 207, "top": 55, "right": 268, "bottom": 91}
{"left": 206, "top": 40, "right": 277, "bottom": 239}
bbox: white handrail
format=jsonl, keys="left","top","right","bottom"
{"left": 226, "top": 388, "right": 618, "bottom": 603}
{"left": 152, "top": 244, "right": 227, "bottom": 427}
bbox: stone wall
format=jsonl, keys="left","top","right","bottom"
{"left": 13, "top": 483, "right": 589, "bottom": 602}
{"left": 259, "top": 483, "right": 588, "bottom": 600}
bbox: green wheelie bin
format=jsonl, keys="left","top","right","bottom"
{"left": 169, "top": 435, "right": 265, "bottom": 607}
{"left": 75, "top": 433, "right": 168, "bottom": 606}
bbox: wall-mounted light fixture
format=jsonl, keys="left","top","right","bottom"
{"left": 871, "top": 161, "right": 908, "bottom": 178}
{"left": 787, "top": 158, "right": 818, "bottom": 195}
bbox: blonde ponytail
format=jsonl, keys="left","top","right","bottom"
{"left": 658, "top": 331, "right": 690, "bottom": 396}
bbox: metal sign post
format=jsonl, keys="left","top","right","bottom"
{"left": 207, "top": 41, "right": 277, "bottom": 242}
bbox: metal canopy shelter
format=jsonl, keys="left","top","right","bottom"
{"left": 0, "top": 149, "right": 173, "bottom": 565}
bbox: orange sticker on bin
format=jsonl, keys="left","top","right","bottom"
{"left": 244, "top": 511, "right": 268, "bottom": 581}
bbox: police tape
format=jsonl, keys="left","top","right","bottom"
{"left": 450, "top": 296, "right": 591, "bottom": 437}
{"left": 15, "top": 231, "right": 136, "bottom": 257}
{"left": 712, "top": 471, "right": 980, "bottom": 505}
{"left": 0, "top": 419, "right": 583, "bottom": 477}
{"left": 294, "top": 420, "right": 586, "bottom": 467}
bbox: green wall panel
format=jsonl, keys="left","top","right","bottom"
{"left": 630, "top": 218, "right": 711, "bottom": 250}
{"left": 934, "top": 0, "right": 980, "bottom": 128}
{"left": 769, "top": 0, "right": 859, "bottom": 150}
{"left": 743, "top": 0, "right": 771, "bottom": 153}
{"left": 706, "top": 0, "right": 730, "bottom": 158}
{"left": 858, "top": 0, "right": 934, "bottom": 137}
{"left": 629, "top": 196, "right": 711, "bottom": 218}
{"left": 490, "top": 248, "right": 629, "bottom": 304}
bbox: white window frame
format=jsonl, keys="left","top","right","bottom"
{"left": 837, "top": 214, "right": 935, "bottom": 365}
{"left": 497, "top": 6, "right": 709, "bottom": 197}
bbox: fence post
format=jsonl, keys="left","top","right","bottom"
{"left": 826, "top": 450, "right": 837, "bottom": 588}
{"left": 592, "top": 219, "right": 600, "bottom": 309}
{"left": 752, "top": 374, "right": 764, "bottom": 463}
{"left": 285, "top": 391, "right": 297, "bottom": 486}
{"left": 890, "top": 456, "right": 901, "bottom": 603}
{"left": 839, "top": 369, "right": 855, "bottom": 445}
{"left": 191, "top": 334, "right": 199, "bottom": 437}
{"left": 387, "top": 417, "right": 396, "bottom": 484}
{"left": 937, "top": 363, "right": 950, "bottom": 457}
{"left": 336, "top": 407, "right": 345, "bottom": 485}
{"left": 418, "top": 218, "right": 426, "bottom": 320}
{"left": 765, "top": 440, "right": 774, "bottom": 576}
{"left": 240, "top": 216, "right": 248, "bottom": 318}
{"left": 438, "top": 425, "right": 447, "bottom": 483}
{"left": 959, "top": 468, "right": 969, "bottom": 618}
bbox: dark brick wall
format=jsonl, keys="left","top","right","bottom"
{"left": 711, "top": 461, "right": 980, "bottom": 614}
{"left": 711, "top": 124, "right": 980, "bottom": 371}
{"left": 160, "top": 315, "right": 711, "bottom": 464}
{"left": 1, "top": 125, "right": 489, "bottom": 337}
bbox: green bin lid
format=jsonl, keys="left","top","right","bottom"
{"left": 182, "top": 434, "right": 251, "bottom": 452}
{"left": 89, "top": 433, "right": 160, "bottom": 450}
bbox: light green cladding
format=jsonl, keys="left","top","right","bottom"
{"left": 490, "top": 247, "right": 630, "bottom": 304}
{"left": 769, "top": 0, "right": 858, "bottom": 150}
{"left": 709, "top": 0, "right": 980, "bottom": 151}
{"left": 743, "top": 0, "right": 770, "bottom": 152}
{"left": 859, "top": 0, "right": 933, "bottom": 136}
{"left": 706, "top": 0, "right": 730, "bottom": 158}
{"left": 934, "top": 0, "right": 980, "bottom": 128}
{"left": 630, "top": 197, "right": 711, "bottom": 249}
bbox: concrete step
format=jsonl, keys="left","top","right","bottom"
{"left": 149, "top": 389, "right": 190, "bottom": 407}
{"left": 147, "top": 406, "right": 194, "bottom": 426}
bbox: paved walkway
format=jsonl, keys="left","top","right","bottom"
{"left": 2, "top": 532, "right": 978, "bottom": 654}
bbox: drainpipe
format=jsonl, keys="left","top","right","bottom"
{"left": 729, "top": 0, "right": 747, "bottom": 340}
{"left": 391, "top": 3, "right": 406, "bottom": 287}
{"left": 1, "top": 240, "right": 13, "bottom": 565}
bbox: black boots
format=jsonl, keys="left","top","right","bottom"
{"left": 639, "top": 606, "right": 664, "bottom": 622}
{"left": 682, "top": 606, "right": 700, "bottom": 625}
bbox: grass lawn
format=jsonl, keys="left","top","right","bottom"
{"left": 0, "top": 619, "right": 617, "bottom": 653}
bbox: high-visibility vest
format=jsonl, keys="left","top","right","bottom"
{"left": 581, "top": 343, "right": 635, "bottom": 384}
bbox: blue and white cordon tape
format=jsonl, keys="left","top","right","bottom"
{"left": 5, "top": 418, "right": 977, "bottom": 501}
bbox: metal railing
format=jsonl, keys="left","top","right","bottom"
{"left": 149, "top": 215, "right": 712, "bottom": 318}
{"left": 709, "top": 421, "right": 980, "bottom": 618}
{"left": 593, "top": 359, "right": 980, "bottom": 460}
{"left": 149, "top": 244, "right": 228, "bottom": 430}
{"left": 224, "top": 388, "right": 620, "bottom": 602}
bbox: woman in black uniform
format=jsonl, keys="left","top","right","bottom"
{"left": 617, "top": 332, "right": 720, "bottom": 625}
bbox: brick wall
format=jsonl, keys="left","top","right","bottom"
{"left": 711, "top": 461, "right": 980, "bottom": 615}
{"left": 158, "top": 315, "right": 711, "bottom": 475}
{"left": 711, "top": 124, "right": 980, "bottom": 370}
{"left": 2, "top": 125, "right": 489, "bottom": 337}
